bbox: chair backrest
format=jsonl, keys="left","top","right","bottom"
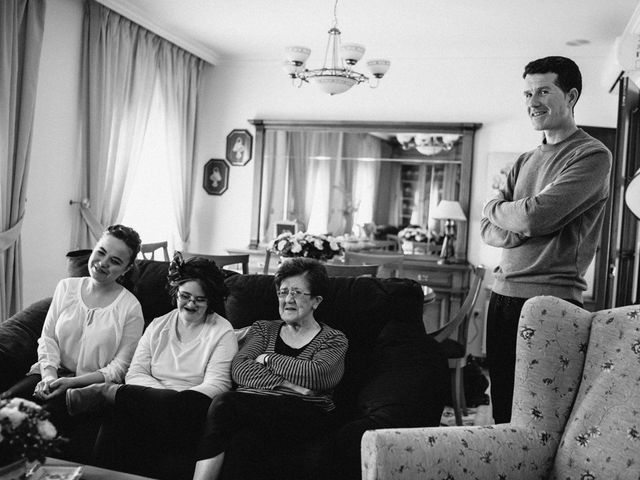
{"left": 182, "top": 252, "right": 249, "bottom": 274}
{"left": 428, "top": 264, "right": 485, "bottom": 344}
{"left": 140, "top": 241, "right": 170, "bottom": 262}
{"left": 344, "top": 251, "right": 404, "bottom": 278}
{"left": 323, "top": 263, "right": 379, "bottom": 277}
{"left": 386, "top": 234, "right": 402, "bottom": 252}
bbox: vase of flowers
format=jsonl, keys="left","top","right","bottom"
{"left": 0, "top": 398, "right": 65, "bottom": 478}
{"left": 398, "top": 226, "right": 432, "bottom": 254}
{"left": 269, "top": 231, "right": 344, "bottom": 262}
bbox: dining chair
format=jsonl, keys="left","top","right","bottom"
{"left": 139, "top": 241, "right": 170, "bottom": 262}
{"left": 385, "top": 234, "right": 402, "bottom": 252}
{"left": 323, "top": 263, "right": 379, "bottom": 277}
{"left": 182, "top": 252, "right": 249, "bottom": 274}
{"left": 343, "top": 251, "right": 404, "bottom": 278}
{"left": 427, "top": 264, "right": 485, "bottom": 425}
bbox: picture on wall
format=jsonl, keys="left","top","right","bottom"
{"left": 203, "top": 158, "right": 230, "bottom": 195}
{"left": 226, "top": 129, "right": 253, "bottom": 166}
{"left": 275, "top": 221, "right": 298, "bottom": 236}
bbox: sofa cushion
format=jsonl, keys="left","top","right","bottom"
{"left": 553, "top": 303, "right": 640, "bottom": 478}
{"left": 0, "top": 298, "right": 52, "bottom": 391}
{"left": 133, "top": 260, "right": 173, "bottom": 326}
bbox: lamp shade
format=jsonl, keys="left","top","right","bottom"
{"left": 432, "top": 200, "right": 467, "bottom": 221}
{"left": 626, "top": 168, "right": 640, "bottom": 219}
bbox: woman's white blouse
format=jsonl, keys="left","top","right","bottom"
{"left": 30, "top": 277, "right": 144, "bottom": 383}
{"left": 125, "top": 310, "right": 238, "bottom": 398}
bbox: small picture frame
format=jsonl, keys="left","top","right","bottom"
{"left": 275, "top": 221, "right": 298, "bottom": 236}
{"left": 203, "top": 159, "right": 230, "bottom": 195}
{"left": 226, "top": 129, "right": 253, "bottom": 166}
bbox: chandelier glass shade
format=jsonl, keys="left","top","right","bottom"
{"left": 396, "top": 133, "right": 462, "bottom": 156}
{"left": 283, "top": 0, "right": 390, "bottom": 95}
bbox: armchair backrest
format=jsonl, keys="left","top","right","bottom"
{"left": 551, "top": 302, "right": 640, "bottom": 478}
{"left": 512, "top": 296, "right": 592, "bottom": 434}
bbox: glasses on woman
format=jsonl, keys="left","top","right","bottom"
{"left": 177, "top": 291, "right": 208, "bottom": 305}
{"left": 276, "top": 288, "right": 312, "bottom": 300}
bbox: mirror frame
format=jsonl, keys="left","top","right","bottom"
{"left": 248, "top": 119, "right": 482, "bottom": 261}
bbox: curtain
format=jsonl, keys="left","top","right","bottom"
{"left": 0, "top": 0, "right": 46, "bottom": 319}
{"left": 75, "top": 1, "right": 202, "bottom": 248}
{"left": 157, "top": 42, "right": 203, "bottom": 250}
{"left": 260, "top": 130, "right": 288, "bottom": 242}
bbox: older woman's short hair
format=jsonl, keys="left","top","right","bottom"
{"left": 274, "top": 257, "right": 329, "bottom": 298}
{"left": 167, "top": 252, "right": 229, "bottom": 315}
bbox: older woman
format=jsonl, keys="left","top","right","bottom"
{"left": 193, "top": 257, "right": 348, "bottom": 480}
{"left": 65, "top": 253, "right": 238, "bottom": 480}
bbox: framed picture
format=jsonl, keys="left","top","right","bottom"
{"left": 203, "top": 158, "right": 230, "bottom": 195}
{"left": 275, "top": 221, "right": 298, "bottom": 236}
{"left": 226, "top": 129, "right": 253, "bottom": 166}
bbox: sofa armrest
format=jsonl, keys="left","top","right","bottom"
{"left": 0, "top": 298, "right": 52, "bottom": 391}
{"left": 361, "top": 424, "right": 560, "bottom": 480}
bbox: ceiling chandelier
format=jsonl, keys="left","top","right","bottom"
{"left": 396, "top": 133, "right": 462, "bottom": 156}
{"left": 283, "top": 0, "right": 390, "bottom": 95}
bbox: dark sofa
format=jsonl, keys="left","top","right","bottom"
{"left": 0, "top": 259, "right": 447, "bottom": 480}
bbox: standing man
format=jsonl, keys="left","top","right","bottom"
{"left": 481, "top": 56, "right": 612, "bottom": 423}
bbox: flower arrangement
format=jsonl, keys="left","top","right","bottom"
{"left": 398, "top": 226, "right": 430, "bottom": 243}
{"left": 269, "top": 231, "right": 344, "bottom": 261}
{"left": 0, "top": 397, "right": 64, "bottom": 466}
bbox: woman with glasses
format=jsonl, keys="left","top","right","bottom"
{"left": 66, "top": 253, "right": 238, "bottom": 479}
{"left": 193, "top": 257, "right": 348, "bottom": 480}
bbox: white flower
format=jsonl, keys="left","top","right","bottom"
{"left": 8, "top": 398, "right": 40, "bottom": 411}
{"left": 290, "top": 242, "right": 302, "bottom": 253}
{"left": 0, "top": 406, "right": 28, "bottom": 429}
{"left": 314, "top": 239, "right": 324, "bottom": 250}
{"left": 329, "top": 240, "right": 340, "bottom": 251}
{"left": 37, "top": 420, "right": 58, "bottom": 440}
{"left": 277, "top": 239, "right": 288, "bottom": 251}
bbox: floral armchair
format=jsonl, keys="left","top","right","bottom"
{"left": 361, "top": 296, "right": 640, "bottom": 479}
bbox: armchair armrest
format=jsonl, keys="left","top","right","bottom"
{"left": 362, "top": 424, "right": 559, "bottom": 480}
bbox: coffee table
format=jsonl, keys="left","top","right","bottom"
{"left": 46, "top": 458, "right": 158, "bottom": 480}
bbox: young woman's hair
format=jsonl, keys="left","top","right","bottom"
{"left": 274, "top": 257, "right": 329, "bottom": 298}
{"left": 102, "top": 224, "right": 142, "bottom": 289}
{"left": 167, "top": 251, "right": 229, "bottom": 315}
{"left": 104, "top": 224, "right": 142, "bottom": 266}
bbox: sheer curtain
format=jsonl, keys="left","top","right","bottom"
{"left": 0, "top": 0, "right": 46, "bottom": 319}
{"left": 74, "top": 1, "right": 203, "bottom": 248}
{"left": 157, "top": 42, "right": 203, "bottom": 250}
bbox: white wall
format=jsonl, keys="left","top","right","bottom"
{"left": 20, "top": 0, "right": 621, "bottom": 306}
{"left": 192, "top": 55, "right": 620, "bottom": 277}
{"left": 22, "top": 0, "right": 84, "bottom": 306}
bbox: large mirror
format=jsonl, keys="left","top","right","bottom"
{"left": 249, "top": 120, "right": 481, "bottom": 262}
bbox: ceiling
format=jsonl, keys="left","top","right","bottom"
{"left": 98, "top": 0, "right": 640, "bottom": 66}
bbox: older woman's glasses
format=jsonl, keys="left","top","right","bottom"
{"left": 277, "top": 289, "right": 312, "bottom": 300}
{"left": 177, "top": 291, "right": 208, "bottom": 304}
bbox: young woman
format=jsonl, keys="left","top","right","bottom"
{"left": 66, "top": 253, "right": 238, "bottom": 480}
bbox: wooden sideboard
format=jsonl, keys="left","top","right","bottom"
{"left": 402, "top": 255, "right": 471, "bottom": 333}
{"left": 227, "top": 248, "right": 471, "bottom": 333}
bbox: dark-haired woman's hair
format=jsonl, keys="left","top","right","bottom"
{"left": 167, "top": 251, "right": 229, "bottom": 315}
{"left": 103, "top": 224, "right": 142, "bottom": 289}
{"left": 274, "top": 257, "right": 329, "bottom": 298}
{"left": 105, "top": 224, "right": 142, "bottom": 265}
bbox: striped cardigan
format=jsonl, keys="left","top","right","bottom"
{"left": 231, "top": 320, "right": 348, "bottom": 411}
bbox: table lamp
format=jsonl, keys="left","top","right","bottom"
{"left": 432, "top": 200, "right": 467, "bottom": 264}
{"left": 625, "top": 168, "right": 640, "bottom": 219}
